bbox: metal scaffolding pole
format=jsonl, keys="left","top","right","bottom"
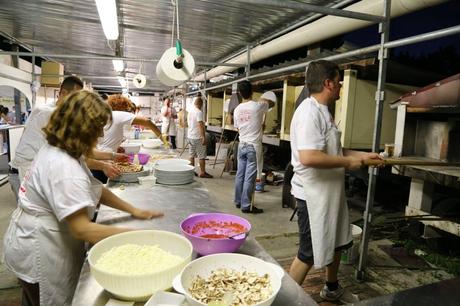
{"left": 356, "top": 0, "right": 391, "bottom": 281}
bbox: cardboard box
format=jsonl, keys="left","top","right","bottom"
{"left": 40, "top": 61, "right": 64, "bottom": 86}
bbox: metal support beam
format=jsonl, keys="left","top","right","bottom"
{"left": 0, "top": 51, "right": 243, "bottom": 67}
{"left": 32, "top": 55, "right": 36, "bottom": 108}
{"left": 245, "top": 45, "right": 251, "bottom": 79}
{"left": 233, "top": 0, "right": 384, "bottom": 22}
{"left": 356, "top": 0, "right": 391, "bottom": 281}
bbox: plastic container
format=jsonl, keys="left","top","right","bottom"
{"left": 341, "top": 224, "right": 363, "bottom": 265}
{"left": 180, "top": 213, "right": 251, "bottom": 255}
{"left": 145, "top": 291, "right": 185, "bottom": 306}
{"left": 138, "top": 176, "right": 157, "bottom": 187}
{"left": 128, "top": 153, "right": 150, "bottom": 165}
{"left": 120, "top": 143, "right": 141, "bottom": 154}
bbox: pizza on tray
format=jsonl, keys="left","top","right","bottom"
{"left": 115, "top": 162, "right": 143, "bottom": 173}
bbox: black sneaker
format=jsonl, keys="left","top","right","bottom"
{"left": 242, "top": 206, "right": 264, "bottom": 214}
{"left": 235, "top": 203, "right": 241, "bottom": 209}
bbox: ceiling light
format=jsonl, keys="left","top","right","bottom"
{"left": 95, "top": 0, "right": 119, "bottom": 40}
{"left": 112, "top": 59, "right": 124, "bottom": 72}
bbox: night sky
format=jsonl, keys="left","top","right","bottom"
{"left": 344, "top": 1, "right": 460, "bottom": 57}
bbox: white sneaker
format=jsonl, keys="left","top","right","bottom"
{"left": 320, "top": 285, "right": 360, "bottom": 303}
{"left": 320, "top": 285, "right": 344, "bottom": 301}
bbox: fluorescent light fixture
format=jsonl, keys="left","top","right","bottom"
{"left": 112, "top": 59, "right": 124, "bottom": 72}
{"left": 95, "top": 0, "right": 119, "bottom": 40}
{"left": 118, "top": 77, "right": 127, "bottom": 87}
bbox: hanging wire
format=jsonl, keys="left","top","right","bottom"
{"left": 138, "top": 59, "right": 143, "bottom": 74}
{"left": 171, "top": 0, "right": 176, "bottom": 47}
{"left": 175, "top": 0, "right": 180, "bottom": 40}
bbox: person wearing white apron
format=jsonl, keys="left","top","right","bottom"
{"left": 9, "top": 76, "right": 84, "bottom": 198}
{"left": 288, "top": 60, "right": 380, "bottom": 302}
{"left": 233, "top": 81, "right": 274, "bottom": 214}
{"left": 161, "top": 98, "right": 178, "bottom": 149}
{"left": 3, "top": 91, "right": 163, "bottom": 306}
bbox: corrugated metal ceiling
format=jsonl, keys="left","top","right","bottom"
{"left": 0, "top": 0, "right": 345, "bottom": 92}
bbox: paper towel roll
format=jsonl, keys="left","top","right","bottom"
{"left": 156, "top": 47, "right": 195, "bottom": 86}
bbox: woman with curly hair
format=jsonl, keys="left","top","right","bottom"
{"left": 95, "top": 94, "right": 168, "bottom": 183}
{"left": 3, "top": 91, "right": 163, "bottom": 306}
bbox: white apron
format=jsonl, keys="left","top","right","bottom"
{"left": 3, "top": 162, "right": 101, "bottom": 305}
{"left": 4, "top": 207, "right": 85, "bottom": 306}
{"left": 161, "top": 110, "right": 177, "bottom": 136}
{"left": 300, "top": 125, "right": 351, "bottom": 268}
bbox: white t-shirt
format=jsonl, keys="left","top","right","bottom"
{"left": 161, "top": 106, "right": 177, "bottom": 136}
{"left": 187, "top": 107, "right": 203, "bottom": 140}
{"left": 290, "top": 97, "right": 335, "bottom": 200}
{"left": 98, "top": 111, "right": 136, "bottom": 151}
{"left": 18, "top": 144, "right": 100, "bottom": 221}
{"left": 233, "top": 100, "right": 269, "bottom": 144}
{"left": 11, "top": 102, "right": 56, "bottom": 169}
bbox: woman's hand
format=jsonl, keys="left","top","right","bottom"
{"left": 113, "top": 153, "right": 129, "bottom": 163}
{"left": 102, "top": 161, "right": 122, "bottom": 178}
{"left": 131, "top": 208, "right": 164, "bottom": 219}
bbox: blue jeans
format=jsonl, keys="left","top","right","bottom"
{"left": 234, "top": 143, "right": 257, "bottom": 210}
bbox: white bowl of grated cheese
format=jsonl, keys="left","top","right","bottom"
{"left": 88, "top": 230, "right": 193, "bottom": 301}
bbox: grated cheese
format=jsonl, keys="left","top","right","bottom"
{"left": 95, "top": 244, "right": 183, "bottom": 275}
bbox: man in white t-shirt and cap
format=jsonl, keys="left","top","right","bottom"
{"left": 233, "top": 81, "right": 274, "bottom": 214}
{"left": 187, "top": 96, "right": 212, "bottom": 178}
{"left": 254, "top": 91, "right": 277, "bottom": 193}
{"left": 288, "top": 60, "right": 380, "bottom": 301}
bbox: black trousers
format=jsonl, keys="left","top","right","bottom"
{"left": 19, "top": 279, "right": 39, "bottom": 306}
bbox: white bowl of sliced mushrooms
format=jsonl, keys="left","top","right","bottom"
{"left": 172, "top": 253, "right": 284, "bottom": 306}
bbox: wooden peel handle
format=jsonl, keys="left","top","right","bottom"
{"left": 363, "top": 159, "right": 460, "bottom": 167}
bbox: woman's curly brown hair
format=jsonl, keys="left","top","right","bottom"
{"left": 107, "top": 94, "right": 136, "bottom": 112}
{"left": 43, "top": 90, "right": 112, "bottom": 159}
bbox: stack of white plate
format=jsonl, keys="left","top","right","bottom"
{"left": 155, "top": 158, "right": 191, "bottom": 167}
{"left": 154, "top": 164, "right": 195, "bottom": 185}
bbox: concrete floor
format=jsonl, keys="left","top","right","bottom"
{"left": 0, "top": 157, "right": 455, "bottom": 305}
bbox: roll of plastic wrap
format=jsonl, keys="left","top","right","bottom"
{"left": 156, "top": 47, "right": 195, "bottom": 86}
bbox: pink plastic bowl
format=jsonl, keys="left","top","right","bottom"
{"left": 128, "top": 153, "right": 150, "bottom": 165}
{"left": 180, "top": 213, "right": 251, "bottom": 255}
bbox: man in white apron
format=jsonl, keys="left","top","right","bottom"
{"left": 161, "top": 98, "right": 177, "bottom": 149}
{"left": 288, "top": 60, "right": 380, "bottom": 301}
{"left": 233, "top": 81, "right": 274, "bottom": 213}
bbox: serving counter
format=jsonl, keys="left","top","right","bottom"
{"left": 71, "top": 182, "right": 317, "bottom": 306}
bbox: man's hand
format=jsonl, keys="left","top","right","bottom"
{"left": 201, "top": 136, "right": 207, "bottom": 145}
{"left": 362, "top": 152, "right": 384, "bottom": 168}
{"left": 161, "top": 134, "right": 170, "bottom": 148}
{"left": 102, "top": 161, "right": 122, "bottom": 179}
{"left": 131, "top": 208, "right": 164, "bottom": 219}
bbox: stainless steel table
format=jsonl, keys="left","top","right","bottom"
{"left": 72, "top": 182, "right": 317, "bottom": 306}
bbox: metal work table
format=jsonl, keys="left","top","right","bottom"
{"left": 72, "top": 182, "right": 317, "bottom": 306}
{"left": 352, "top": 277, "right": 460, "bottom": 306}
